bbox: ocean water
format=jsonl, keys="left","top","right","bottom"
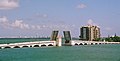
{"left": 0, "top": 38, "right": 120, "bottom": 61}
{"left": 0, "top": 38, "right": 50, "bottom": 44}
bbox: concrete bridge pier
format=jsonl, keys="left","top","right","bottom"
{"left": 56, "top": 36, "right": 62, "bottom": 46}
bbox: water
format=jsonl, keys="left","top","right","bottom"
{"left": 0, "top": 38, "right": 50, "bottom": 44}
{"left": 0, "top": 38, "right": 120, "bottom": 61}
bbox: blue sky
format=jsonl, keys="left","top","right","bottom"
{"left": 0, "top": 0, "right": 120, "bottom": 37}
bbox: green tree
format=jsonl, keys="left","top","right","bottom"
{"left": 94, "top": 38, "right": 101, "bottom": 41}
{"left": 111, "top": 36, "right": 120, "bottom": 42}
{"left": 105, "top": 37, "right": 112, "bottom": 42}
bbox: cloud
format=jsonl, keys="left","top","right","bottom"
{"left": 76, "top": 3, "right": 87, "bottom": 9}
{"left": 87, "top": 19, "right": 93, "bottom": 25}
{"left": 11, "top": 20, "right": 30, "bottom": 29}
{"left": 0, "top": 16, "right": 8, "bottom": 23}
{"left": 87, "top": 19, "right": 100, "bottom": 27}
{"left": 0, "top": 0, "right": 19, "bottom": 10}
{"left": 0, "top": 16, "right": 10, "bottom": 28}
{"left": 42, "top": 14, "right": 48, "bottom": 18}
{"left": 0, "top": 16, "right": 29, "bottom": 29}
{"left": 0, "top": 16, "right": 74, "bottom": 30}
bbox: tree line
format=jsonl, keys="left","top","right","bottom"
{"left": 105, "top": 36, "right": 120, "bottom": 42}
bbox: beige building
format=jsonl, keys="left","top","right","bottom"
{"left": 80, "top": 25, "right": 100, "bottom": 41}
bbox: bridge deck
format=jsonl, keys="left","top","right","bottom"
{"left": 0, "top": 41, "right": 56, "bottom": 49}
{"left": 69, "top": 40, "right": 120, "bottom": 46}
{"left": 0, "top": 40, "right": 120, "bottom": 49}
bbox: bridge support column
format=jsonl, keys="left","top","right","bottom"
{"left": 56, "top": 36, "right": 62, "bottom": 46}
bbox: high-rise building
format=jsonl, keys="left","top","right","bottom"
{"left": 80, "top": 25, "right": 100, "bottom": 41}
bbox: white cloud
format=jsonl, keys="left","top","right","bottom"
{"left": 31, "top": 25, "right": 36, "bottom": 29}
{"left": 87, "top": 19, "right": 100, "bottom": 27}
{"left": 0, "top": 16, "right": 10, "bottom": 28}
{"left": 87, "top": 19, "right": 93, "bottom": 25}
{"left": 0, "top": 16, "right": 29, "bottom": 29}
{"left": 11, "top": 20, "right": 30, "bottom": 29}
{"left": 36, "top": 25, "right": 41, "bottom": 30}
{"left": 0, "top": 16, "right": 75, "bottom": 31}
{"left": 0, "top": 16, "right": 8, "bottom": 23}
{"left": 0, "top": 0, "right": 19, "bottom": 10}
{"left": 42, "top": 14, "right": 48, "bottom": 18}
{"left": 76, "top": 3, "right": 87, "bottom": 9}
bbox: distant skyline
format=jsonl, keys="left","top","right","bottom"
{"left": 0, "top": 0, "right": 120, "bottom": 37}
